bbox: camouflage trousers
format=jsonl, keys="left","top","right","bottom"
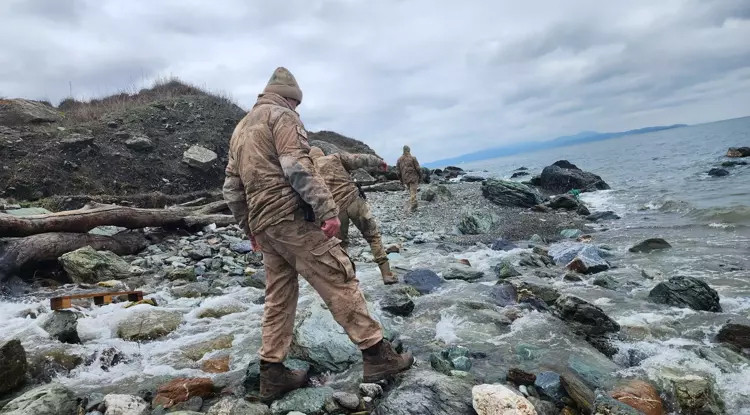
{"left": 406, "top": 182, "right": 418, "bottom": 211}
{"left": 255, "top": 212, "right": 383, "bottom": 362}
{"left": 338, "top": 197, "right": 388, "bottom": 265}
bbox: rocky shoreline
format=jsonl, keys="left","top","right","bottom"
{"left": 1, "top": 157, "right": 749, "bottom": 415}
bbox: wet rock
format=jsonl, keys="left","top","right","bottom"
{"left": 489, "top": 283, "right": 518, "bottom": 307}
{"left": 628, "top": 238, "right": 671, "bottom": 253}
{"left": 0, "top": 99, "right": 60, "bottom": 125}
{"left": 170, "top": 396, "right": 203, "bottom": 413}
{"left": 171, "top": 281, "right": 211, "bottom": 298}
{"left": 452, "top": 356, "right": 472, "bottom": 371}
{"left": 181, "top": 334, "right": 234, "bottom": 361}
{"left": 166, "top": 268, "right": 196, "bottom": 281}
{"left": 507, "top": 368, "right": 536, "bottom": 386}
{"left": 0, "top": 339, "right": 27, "bottom": 395}
{"left": 269, "top": 387, "right": 333, "bottom": 415}
{"left": 29, "top": 347, "right": 83, "bottom": 382}
{"left": 593, "top": 391, "right": 642, "bottom": 414}
{"left": 403, "top": 268, "right": 444, "bottom": 294}
{"left": 564, "top": 272, "right": 583, "bottom": 282}
{"left": 229, "top": 240, "right": 253, "bottom": 254}
{"left": 554, "top": 295, "right": 620, "bottom": 335}
{"left": 528, "top": 397, "right": 556, "bottom": 415}
{"left": 561, "top": 372, "right": 595, "bottom": 413}
{"left": 648, "top": 276, "right": 721, "bottom": 312}
{"left": 183, "top": 145, "right": 217, "bottom": 171}
{"left": 722, "top": 160, "right": 748, "bottom": 167}
{"left": 511, "top": 171, "right": 530, "bottom": 179}
{"left": 539, "top": 160, "right": 610, "bottom": 193}
{"left": 481, "top": 179, "right": 544, "bottom": 208}
{"left": 102, "top": 394, "right": 149, "bottom": 415}
{"left": 381, "top": 286, "right": 416, "bottom": 316}
{"left": 655, "top": 369, "right": 724, "bottom": 415}
{"left": 206, "top": 397, "right": 270, "bottom": 415}
{"left": 242, "top": 270, "right": 267, "bottom": 289}
{"left": 696, "top": 346, "right": 750, "bottom": 373}
{"left": 567, "top": 248, "right": 609, "bottom": 274}
{"left": 444, "top": 264, "right": 484, "bottom": 281}
{"left": 359, "top": 383, "right": 383, "bottom": 398}
{"left": 472, "top": 384, "right": 537, "bottom": 415}
{"left": 124, "top": 135, "right": 153, "bottom": 151}
{"left": 716, "top": 322, "right": 750, "bottom": 349}
{"left": 548, "top": 242, "right": 603, "bottom": 265}
{"left": 201, "top": 356, "right": 230, "bottom": 373}
{"left": 117, "top": 309, "right": 182, "bottom": 341}
{"left": 515, "top": 281, "right": 560, "bottom": 305}
{"left": 351, "top": 168, "right": 376, "bottom": 185}
{"left": 0, "top": 383, "right": 76, "bottom": 415}
{"left": 490, "top": 238, "right": 518, "bottom": 251}
{"left": 152, "top": 377, "right": 213, "bottom": 408}
{"left": 461, "top": 175, "right": 485, "bottom": 182}
{"left": 535, "top": 371, "right": 565, "bottom": 405}
{"left": 332, "top": 391, "right": 360, "bottom": 410}
{"left": 593, "top": 275, "right": 618, "bottom": 290}
{"left": 197, "top": 300, "right": 247, "bottom": 318}
{"left": 560, "top": 229, "right": 583, "bottom": 239}
{"left": 518, "top": 251, "right": 553, "bottom": 268}
{"left": 726, "top": 146, "right": 750, "bottom": 157}
{"left": 549, "top": 194, "right": 580, "bottom": 210}
{"left": 457, "top": 211, "right": 496, "bottom": 234}
{"left": 40, "top": 310, "right": 80, "bottom": 344}
{"left": 430, "top": 353, "right": 454, "bottom": 375}
{"left": 610, "top": 380, "right": 665, "bottom": 415}
{"left": 376, "top": 369, "right": 474, "bottom": 415}
{"left": 707, "top": 168, "right": 729, "bottom": 177}
{"left": 59, "top": 246, "right": 131, "bottom": 283}
{"left": 588, "top": 211, "right": 621, "bottom": 221}
{"left": 494, "top": 259, "right": 521, "bottom": 279}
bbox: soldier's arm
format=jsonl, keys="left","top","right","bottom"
{"left": 338, "top": 153, "right": 383, "bottom": 172}
{"left": 222, "top": 153, "right": 252, "bottom": 237}
{"left": 412, "top": 157, "right": 422, "bottom": 180}
{"left": 274, "top": 113, "right": 338, "bottom": 222}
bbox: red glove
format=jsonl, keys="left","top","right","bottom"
{"left": 379, "top": 160, "right": 388, "bottom": 172}
{"left": 321, "top": 217, "right": 341, "bottom": 238}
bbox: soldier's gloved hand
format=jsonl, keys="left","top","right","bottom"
{"left": 379, "top": 160, "right": 388, "bottom": 172}
{"left": 250, "top": 235, "right": 262, "bottom": 252}
{"left": 321, "top": 217, "right": 341, "bottom": 238}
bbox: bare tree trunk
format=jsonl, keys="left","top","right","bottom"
{"left": 0, "top": 204, "right": 235, "bottom": 237}
{"left": 0, "top": 232, "right": 149, "bottom": 282}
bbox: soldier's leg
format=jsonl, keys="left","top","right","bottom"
{"left": 255, "top": 233, "right": 299, "bottom": 363}
{"left": 263, "top": 218, "right": 383, "bottom": 349}
{"left": 348, "top": 198, "right": 387, "bottom": 265}
{"left": 337, "top": 206, "right": 351, "bottom": 251}
{"left": 409, "top": 183, "right": 418, "bottom": 211}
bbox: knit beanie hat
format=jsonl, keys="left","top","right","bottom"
{"left": 263, "top": 67, "right": 303, "bottom": 104}
{"left": 309, "top": 146, "right": 324, "bottom": 159}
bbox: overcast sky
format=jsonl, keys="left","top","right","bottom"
{"left": 1, "top": 0, "right": 749, "bottom": 162}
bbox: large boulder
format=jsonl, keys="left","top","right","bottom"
{"left": 270, "top": 387, "right": 333, "bottom": 415}
{"left": 444, "top": 265, "right": 484, "bottom": 282}
{"left": 566, "top": 247, "right": 609, "bottom": 274}
{"left": 102, "top": 394, "right": 150, "bottom": 415}
{"left": 472, "top": 384, "right": 536, "bottom": 415}
{"left": 0, "top": 383, "right": 76, "bottom": 415}
{"left": 309, "top": 139, "right": 341, "bottom": 155}
{"left": 707, "top": 168, "right": 729, "bottom": 177}
{"left": 481, "top": 179, "right": 544, "bottom": 208}
{"left": 727, "top": 147, "right": 750, "bottom": 158}
{"left": 117, "top": 308, "right": 183, "bottom": 341}
{"left": 648, "top": 276, "right": 721, "bottom": 312}
{"left": 351, "top": 168, "right": 377, "bottom": 185}
{"left": 290, "top": 300, "right": 386, "bottom": 373}
{"left": 183, "top": 145, "right": 218, "bottom": 171}
{"left": 0, "top": 99, "right": 61, "bottom": 125}
{"left": 457, "top": 211, "right": 496, "bottom": 235}
{"left": 535, "top": 371, "right": 565, "bottom": 405}
{"left": 376, "top": 369, "right": 474, "bottom": 415}
{"left": 41, "top": 310, "right": 81, "bottom": 344}
{"left": 629, "top": 238, "right": 671, "bottom": 253}
{"left": 381, "top": 286, "right": 417, "bottom": 316}
{"left": 554, "top": 295, "right": 620, "bottom": 335}
{"left": 610, "top": 379, "right": 665, "bottom": 415}
{"left": 0, "top": 339, "right": 27, "bottom": 395}
{"left": 153, "top": 377, "right": 214, "bottom": 408}
{"left": 716, "top": 322, "right": 750, "bottom": 349}
{"left": 403, "top": 269, "right": 444, "bottom": 294}
{"left": 362, "top": 181, "right": 404, "bottom": 192}
{"left": 59, "top": 246, "right": 131, "bottom": 283}
{"left": 539, "top": 160, "right": 610, "bottom": 193}
{"left": 655, "top": 369, "right": 725, "bottom": 415}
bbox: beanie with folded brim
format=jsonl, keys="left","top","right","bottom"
{"left": 263, "top": 67, "right": 303, "bottom": 104}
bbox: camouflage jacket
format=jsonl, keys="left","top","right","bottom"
{"left": 313, "top": 153, "right": 383, "bottom": 210}
{"left": 222, "top": 93, "right": 338, "bottom": 235}
{"left": 397, "top": 153, "right": 422, "bottom": 185}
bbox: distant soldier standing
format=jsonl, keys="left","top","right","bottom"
{"left": 396, "top": 145, "right": 422, "bottom": 212}
{"left": 308, "top": 146, "right": 397, "bottom": 285}
{"left": 223, "top": 67, "right": 413, "bottom": 402}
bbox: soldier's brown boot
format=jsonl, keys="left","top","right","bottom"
{"left": 259, "top": 360, "right": 308, "bottom": 403}
{"left": 378, "top": 262, "right": 398, "bottom": 285}
{"left": 362, "top": 339, "right": 414, "bottom": 383}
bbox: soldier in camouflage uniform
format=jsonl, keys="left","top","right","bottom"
{"left": 396, "top": 145, "right": 422, "bottom": 212}
{"left": 222, "top": 67, "right": 412, "bottom": 402}
{"left": 308, "top": 146, "right": 397, "bottom": 285}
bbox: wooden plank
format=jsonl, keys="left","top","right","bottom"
{"left": 50, "top": 290, "right": 143, "bottom": 310}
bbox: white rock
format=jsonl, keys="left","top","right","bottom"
{"left": 103, "top": 394, "right": 149, "bottom": 415}
{"left": 472, "top": 384, "right": 537, "bottom": 415}
{"left": 183, "top": 145, "right": 217, "bottom": 171}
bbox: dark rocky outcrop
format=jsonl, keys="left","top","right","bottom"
{"left": 41, "top": 310, "right": 81, "bottom": 344}
{"left": 648, "top": 276, "right": 722, "bottom": 312}
{"left": 381, "top": 286, "right": 417, "bottom": 316}
{"left": 707, "top": 168, "right": 729, "bottom": 177}
{"left": 404, "top": 269, "right": 444, "bottom": 294}
{"left": 489, "top": 283, "right": 518, "bottom": 306}
{"left": 727, "top": 146, "right": 750, "bottom": 158}
{"left": 481, "top": 179, "right": 544, "bottom": 208}
{"left": 588, "top": 211, "right": 621, "bottom": 221}
{"left": 716, "top": 322, "right": 750, "bottom": 349}
{"left": 554, "top": 295, "right": 620, "bottom": 336}
{"left": 490, "top": 238, "right": 518, "bottom": 251}
{"left": 629, "top": 238, "right": 671, "bottom": 253}
{"left": 0, "top": 339, "right": 27, "bottom": 395}
{"left": 539, "top": 160, "right": 610, "bottom": 193}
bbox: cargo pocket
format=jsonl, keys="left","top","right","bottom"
{"left": 310, "top": 237, "right": 356, "bottom": 282}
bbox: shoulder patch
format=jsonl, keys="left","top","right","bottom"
{"left": 297, "top": 125, "right": 308, "bottom": 140}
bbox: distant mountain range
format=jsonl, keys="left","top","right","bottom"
{"left": 425, "top": 124, "right": 687, "bottom": 167}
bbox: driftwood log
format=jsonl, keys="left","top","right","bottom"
{"left": 0, "top": 232, "right": 149, "bottom": 282}
{"left": 42, "top": 190, "right": 224, "bottom": 211}
{"left": 0, "top": 203, "right": 235, "bottom": 237}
